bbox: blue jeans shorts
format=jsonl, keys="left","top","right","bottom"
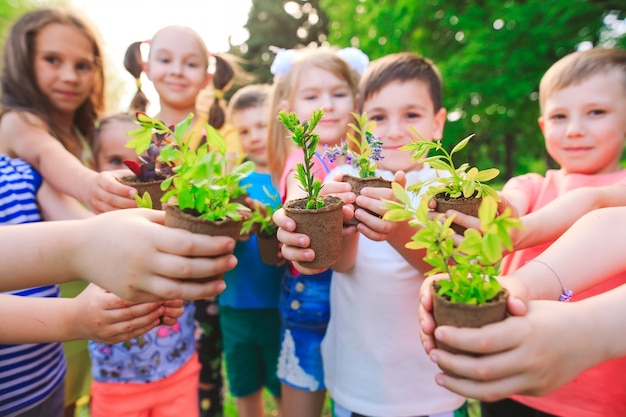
{"left": 276, "top": 269, "right": 331, "bottom": 391}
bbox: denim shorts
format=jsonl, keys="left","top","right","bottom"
{"left": 276, "top": 269, "right": 331, "bottom": 391}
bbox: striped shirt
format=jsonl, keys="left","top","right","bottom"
{"left": 0, "top": 154, "right": 66, "bottom": 416}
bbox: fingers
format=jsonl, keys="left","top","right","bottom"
{"left": 276, "top": 226, "right": 310, "bottom": 249}
{"left": 434, "top": 370, "right": 531, "bottom": 402}
{"left": 272, "top": 208, "right": 295, "bottom": 231}
{"left": 123, "top": 277, "right": 228, "bottom": 302}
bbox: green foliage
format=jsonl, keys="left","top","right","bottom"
{"left": 134, "top": 192, "right": 153, "bottom": 209}
{"left": 278, "top": 109, "right": 326, "bottom": 210}
{"left": 384, "top": 192, "right": 522, "bottom": 304}
{"left": 131, "top": 113, "right": 254, "bottom": 222}
{"left": 401, "top": 132, "right": 500, "bottom": 201}
{"left": 241, "top": 187, "right": 282, "bottom": 236}
{"left": 321, "top": 0, "right": 626, "bottom": 179}
{"left": 324, "top": 112, "right": 383, "bottom": 178}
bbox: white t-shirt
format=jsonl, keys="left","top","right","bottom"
{"left": 321, "top": 165, "right": 465, "bottom": 416}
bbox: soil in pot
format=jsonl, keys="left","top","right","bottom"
{"left": 164, "top": 204, "right": 242, "bottom": 282}
{"left": 431, "top": 280, "right": 508, "bottom": 356}
{"left": 256, "top": 232, "right": 280, "bottom": 265}
{"left": 119, "top": 175, "right": 168, "bottom": 210}
{"left": 283, "top": 195, "right": 343, "bottom": 269}
{"left": 433, "top": 193, "right": 482, "bottom": 235}
{"left": 343, "top": 174, "right": 392, "bottom": 226}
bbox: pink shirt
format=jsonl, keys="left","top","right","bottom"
{"left": 279, "top": 149, "right": 336, "bottom": 202}
{"left": 502, "top": 168, "right": 626, "bottom": 417}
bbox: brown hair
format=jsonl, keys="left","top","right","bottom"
{"left": 0, "top": 7, "right": 106, "bottom": 157}
{"left": 266, "top": 46, "right": 360, "bottom": 185}
{"left": 539, "top": 47, "right": 626, "bottom": 113}
{"left": 358, "top": 52, "right": 443, "bottom": 113}
{"left": 124, "top": 26, "right": 247, "bottom": 129}
{"left": 226, "top": 83, "right": 271, "bottom": 122}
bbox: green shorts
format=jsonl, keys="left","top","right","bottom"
{"left": 219, "top": 307, "right": 282, "bottom": 398}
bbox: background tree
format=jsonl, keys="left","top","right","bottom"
{"left": 229, "top": 0, "right": 329, "bottom": 86}
{"left": 320, "top": 0, "right": 625, "bottom": 180}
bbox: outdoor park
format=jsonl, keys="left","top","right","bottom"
{"left": 0, "top": 0, "right": 625, "bottom": 417}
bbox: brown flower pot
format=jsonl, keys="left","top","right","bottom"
{"left": 164, "top": 204, "right": 242, "bottom": 282}
{"left": 257, "top": 232, "right": 280, "bottom": 265}
{"left": 431, "top": 280, "right": 508, "bottom": 356}
{"left": 434, "top": 193, "right": 482, "bottom": 235}
{"left": 119, "top": 175, "right": 167, "bottom": 210}
{"left": 343, "top": 174, "right": 392, "bottom": 226}
{"left": 283, "top": 195, "right": 343, "bottom": 269}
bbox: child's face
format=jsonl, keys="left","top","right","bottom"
{"left": 290, "top": 66, "right": 355, "bottom": 146}
{"left": 364, "top": 80, "right": 446, "bottom": 172}
{"left": 94, "top": 121, "right": 138, "bottom": 172}
{"left": 539, "top": 69, "right": 626, "bottom": 175}
{"left": 232, "top": 105, "right": 269, "bottom": 169}
{"left": 145, "top": 27, "right": 210, "bottom": 110}
{"left": 33, "top": 23, "right": 95, "bottom": 118}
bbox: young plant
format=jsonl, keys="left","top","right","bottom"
{"left": 133, "top": 113, "right": 254, "bottom": 222}
{"left": 401, "top": 131, "right": 500, "bottom": 201}
{"left": 278, "top": 109, "right": 325, "bottom": 210}
{"left": 383, "top": 187, "right": 522, "bottom": 304}
{"left": 123, "top": 112, "right": 175, "bottom": 181}
{"left": 241, "top": 188, "right": 281, "bottom": 237}
{"left": 323, "top": 112, "right": 384, "bottom": 178}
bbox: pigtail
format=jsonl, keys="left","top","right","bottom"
{"left": 207, "top": 53, "right": 235, "bottom": 129}
{"left": 124, "top": 41, "right": 149, "bottom": 113}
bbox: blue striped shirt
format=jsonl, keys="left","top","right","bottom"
{"left": 0, "top": 154, "right": 66, "bottom": 416}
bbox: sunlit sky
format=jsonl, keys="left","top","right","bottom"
{"left": 70, "top": 0, "right": 252, "bottom": 113}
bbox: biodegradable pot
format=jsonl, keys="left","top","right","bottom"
{"left": 119, "top": 175, "right": 167, "bottom": 210}
{"left": 434, "top": 193, "right": 482, "bottom": 235}
{"left": 283, "top": 195, "right": 343, "bottom": 269}
{"left": 164, "top": 204, "right": 242, "bottom": 282}
{"left": 256, "top": 232, "right": 281, "bottom": 265}
{"left": 431, "top": 280, "right": 508, "bottom": 356}
{"left": 343, "top": 174, "right": 392, "bottom": 226}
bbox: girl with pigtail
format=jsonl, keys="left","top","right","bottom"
{"left": 89, "top": 26, "right": 247, "bottom": 417}
{"left": 266, "top": 45, "right": 368, "bottom": 417}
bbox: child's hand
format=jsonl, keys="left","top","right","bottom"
{"left": 273, "top": 207, "right": 328, "bottom": 275}
{"left": 71, "top": 284, "right": 166, "bottom": 344}
{"left": 160, "top": 299, "right": 185, "bottom": 326}
{"left": 71, "top": 209, "right": 236, "bottom": 302}
{"left": 321, "top": 172, "right": 357, "bottom": 227}
{"left": 428, "top": 296, "right": 593, "bottom": 401}
{"left": 85, "top": 169, "right": 138, "bottom": 213}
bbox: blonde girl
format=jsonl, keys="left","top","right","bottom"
{"left": 266, "top": 45, "right": 366, "bottom": 417}
{"left": 123, "top": 26, "right": 246, "bottom": 417}
{"left": 0, "top": 8, "right": 137, "bottom": 213}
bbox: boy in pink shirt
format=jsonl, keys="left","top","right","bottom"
{"left": 479, "top": 47, "right": 626, "bottom": 417}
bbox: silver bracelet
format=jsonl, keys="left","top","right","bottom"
{"left": 526, "top": 259, "right": 573, "bottom": 302}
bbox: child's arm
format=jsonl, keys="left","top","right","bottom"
{"left": 0, "top": 284, "right": 183, "bottom": 344}
{"left": 424, "top": 284, "right": 626, "bottom": 401}
{"left": 0, "top": 209, "right": 236, "bottom": 301}
{"left": 0, "top": 112, "right": 137, "bottom": 212}
{"left": 37, "top": 181, "right": 94, "bottom": 221}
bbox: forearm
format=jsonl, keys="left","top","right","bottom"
{"left": 0, "top": 221, "right": 81, "bottom": 290}
{"left": 0, "top": 295, "right": 76, "bottom": 343}
{"left": 39, "top": 144, "right": 97, "bottom": 204}
{"left": 582, "top": 284, "right": 626, "bottom": 363}
{"left": 332, "top": 231, "right": 358, "bottom": 272}
{"left": 387, "top": 221, "right": 431, "bottom": 273}
{"left": 516, "top": 185, "right": 626, "bottom": 250}
{"left": 514, "top": 206, "right": 626, "bottom": 300}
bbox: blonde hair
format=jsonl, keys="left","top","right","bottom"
{"left": 266, "top": 46, "right": 360, "bottom": 185}
{"left": 539, "top": 47, "right": 626, "bottom": 113}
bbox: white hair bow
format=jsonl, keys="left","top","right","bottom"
{"left": 270, "top": 47, "right": 369, "bottom": 77}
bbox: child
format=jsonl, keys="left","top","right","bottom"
{"left": 86, "top": 115, "right": 199, "bottom": 417}
{"left": 0, "top": 150, "right": 184, "bottom": 417}
{"left": 124, "top": 26, "right": 244, "bottom": 416}
{"left": 0, "top": 8, "right": 137, "bottom": 213}
{"left": 218, "top": 83, "right": 285, "bottom": 417}
{"left": 266, "top": 46, "right": 363, "bottom": 417}
{"left": 274, "top": 52, "right": 466, "bottom": 417}
{"left": 90, "top": 113, "right": 139, "bottom": 171}
{"left": 470, "top": 47, "right": 626, "bottom": 417}
{"left": 418, "top": 206, "right": 626, "bottom": 403}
